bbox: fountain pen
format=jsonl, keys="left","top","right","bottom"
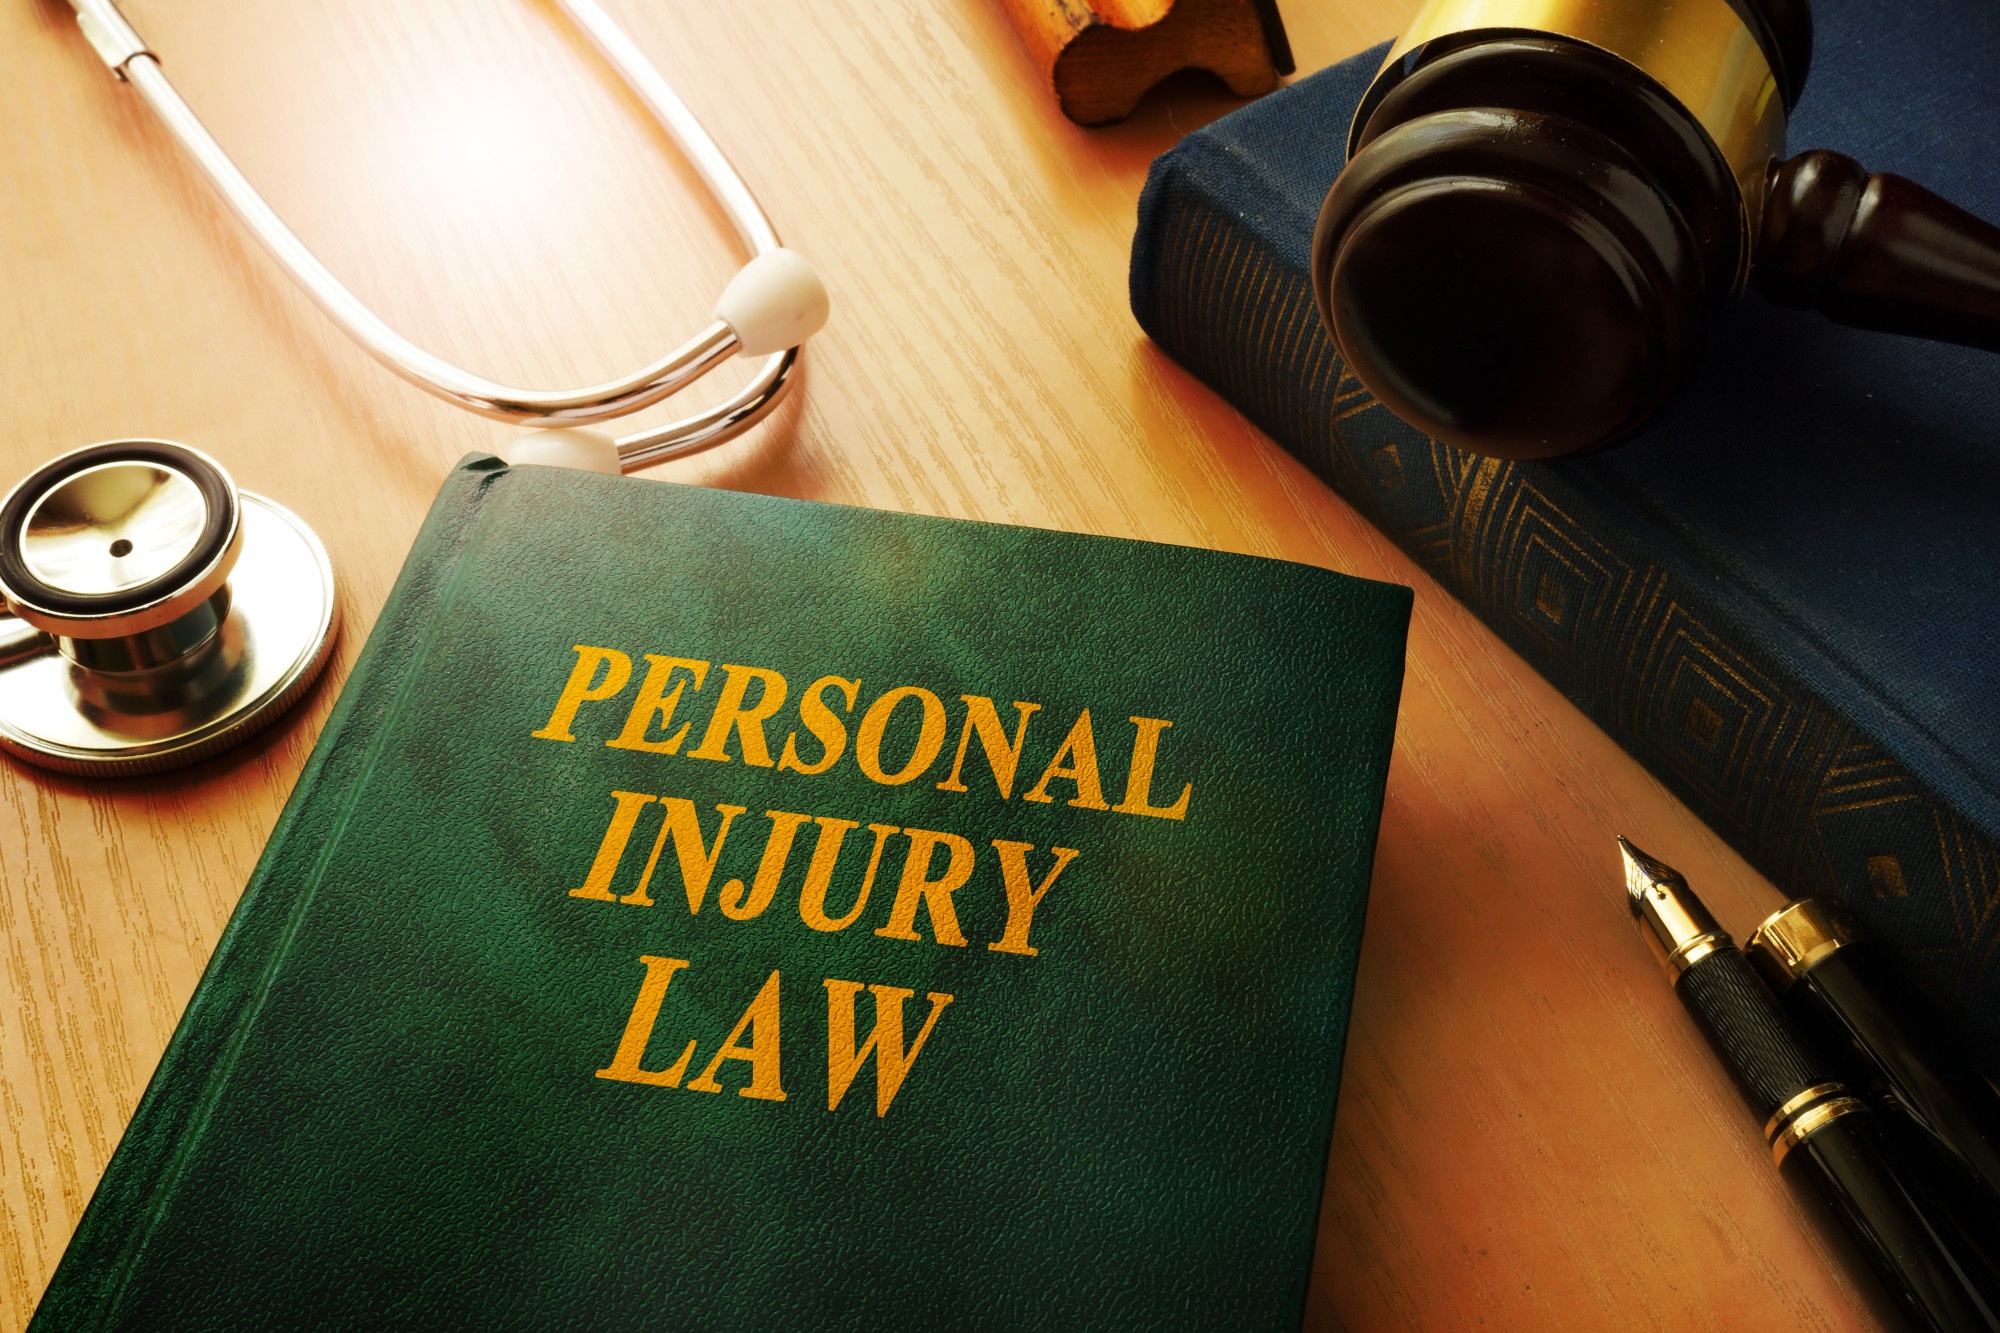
{"left": 1619, "top": 838, "right": 2000, "bottom": 1333}
{"left": 1747, "top": 897, "right": 2000, "bottom": 1276}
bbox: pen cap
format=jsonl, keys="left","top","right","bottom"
{"left": 1745, "top": 898, "right": 1855, "bottom": 992}
{"left": 1749, "top": 898, "right": 2000, "bottom": 1253}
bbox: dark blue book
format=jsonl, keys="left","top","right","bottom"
{"left": 1132, "top": 0, "right": 2000, "bottom": 1065}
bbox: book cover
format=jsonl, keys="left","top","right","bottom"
{"left": 1130, "top": 0, "right": 2000, "bottom": 1068}
{"left": 32, "top": 456, "right": 1411, "bottom": 1330}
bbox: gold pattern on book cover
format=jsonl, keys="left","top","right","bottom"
{"left": 1303, "top": 340, "right": 2000, "bottom": 1014}
{"left": 1162, "top": 205, "right": 1992, "bottom": 978}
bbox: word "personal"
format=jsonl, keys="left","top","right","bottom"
{"left": 533, "top": 646, "right": 1194, "bottom": 822}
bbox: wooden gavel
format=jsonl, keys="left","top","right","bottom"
{"left": 1310, "top": 0, "right": 2000, "bottom": 460}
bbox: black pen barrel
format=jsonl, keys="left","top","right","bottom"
{"left": 1749, "top": 901, "right": 2000, "bottom": 1259}
{"left": 1674, "top": 947, "right": 2000, "bottom": 1332}
{"left": 1674, "top": 945, "right": 1835, "bottom": 1119}
{"left": 1781, "top": 1109, "right": 2000, "bottom": 1333}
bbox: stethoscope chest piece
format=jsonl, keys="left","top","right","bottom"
{"left": 0, "top": 440, "right": 339, "bottom": 776}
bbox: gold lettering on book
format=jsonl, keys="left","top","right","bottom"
{"left": 778, "top": 675, "right": 860, "bottom": 775}
{"left": 937, "top": 697, "right": 1040, "bottom": 799}
{"left": 987, "top": 841, "right": 1080, "bottom": 956}
{"left": 624, "top": 798, "right": 746, "bottom": 911}
{"left": 596, "top": 962, "right": 947, "bottom": 1116}
{"left": 718, "top": 811, "right": 813, "bottom": 921}
{"left": 534, "top": 644, "right": 1200, "bottom": 827}
{"left": 570, "top": 790, "right": 658, "bottom": 902}
{"left": 606, "top": 655, "right": 710, "bottom": 754}
{"left": 539, "top": 636, "right": 1224, "bottom": 1115}
{"left": 573, "top": 793, "right": 1091, "bottom": 955}
{"left": 1112, "top": 717, "right": 1193, "bottom": 821}
{"left": 1022, "top": 708, "right": 1110, "bottom": 809}
{"left": 799, "top": 820, "right": 898, "bottom": 932}
{"left": 686, "top": 970, "right": 786, "bottom": 1101}
{"left": 824, "top": 979, "right": 953, "bottom": 1116}
{"left": 534, "top": 646, "right": 632, "bottom": 742}
{"left": 687, "top": 664, "right": 789, "bottom": 766}
{"left": 854, "top": 686, "right": 948, "bottom": 785}
{"left": 596, "top": 955, "right": 698, "bottom": 1086}
{"left": 874, "top": 828, "right": 974, "bottom": 946}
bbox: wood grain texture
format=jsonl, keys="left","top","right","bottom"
{"left": 996, "top": 0, "right": 1285, "bottom": 124}
{"left": 0, "top": 0, "right": 1887, "bottom": 1327}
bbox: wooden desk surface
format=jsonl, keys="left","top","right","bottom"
{"left": 0, "top": 1, "right": 1890, "bottom": 1327}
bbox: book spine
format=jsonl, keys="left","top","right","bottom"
{"left": 1132, "top": 156, "right": 2000, "bottom": 1070}
{"left": 29, "top": 456, "right": 510, "bottom": 1331}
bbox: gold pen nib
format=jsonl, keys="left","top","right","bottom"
{"left": 1618, "top": 837, "right": 1730, "bottom": 979}
{"left": 1618, "top": 836, "right": 1687, "bottom": 912}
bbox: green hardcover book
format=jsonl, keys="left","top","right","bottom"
{"left": 32, "top": 456, "right": 1410, "bottom": 1331}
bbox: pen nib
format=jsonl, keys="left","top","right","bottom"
{"left": 1617, "top": 836, "right": 1688, "bottom": 916}
{"left": 1619, "top": 838, "right": 1729, "bottom": 978}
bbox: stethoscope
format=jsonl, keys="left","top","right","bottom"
{"left": 0, "top": 0, "right": 829, "bottom": 777}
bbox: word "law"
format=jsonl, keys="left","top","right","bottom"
{"left": 597, "top": 957, "right": 952, "bottom": 1117}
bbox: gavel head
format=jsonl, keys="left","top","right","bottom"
{"left": 1311, "top": 0, "right": 1811, "bottom": 459}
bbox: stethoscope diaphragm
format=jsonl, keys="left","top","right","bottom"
{"left": 0, "top": 441, "right": 338, "bottom": 775}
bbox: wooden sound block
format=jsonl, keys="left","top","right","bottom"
{"left": 997, "top": 0, "right": 1294, "bottom": 126}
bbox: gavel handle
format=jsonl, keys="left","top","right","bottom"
{"left": 1754, "top": 149, "right": 2000, "bottom": 352}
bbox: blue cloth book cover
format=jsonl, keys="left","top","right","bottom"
{"left": 1131, "top": 0, "right": 2000, "bottom": 1063}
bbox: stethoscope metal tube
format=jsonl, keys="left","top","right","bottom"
{"left": 0, "top": 0, "right": 829, "bottom": 776}
{"left": 64, "top": 0, "right": 823, "bottom": 470}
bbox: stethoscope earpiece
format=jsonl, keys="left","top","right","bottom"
{"left": 0, "top": 441, "right": 338, "bottom": 775}
{"left": 505, "top": 247, "right": 831, "bottom": 474}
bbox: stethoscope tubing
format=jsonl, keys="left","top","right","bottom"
{"left": 69, "top": 0, "right": 798, "bottom": 470}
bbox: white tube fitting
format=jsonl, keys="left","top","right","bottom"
{"left": 714, "top": 249, "right": 830, "bottom": 356}
{"left": 506, "top": 426, "right": 622, "bottom": 474}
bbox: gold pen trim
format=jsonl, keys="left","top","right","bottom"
{"left": 1747, "top": 900, "right": 1857, "bottom": 987}
{"left": 1762, "top": 1082, "right": 1846, "bottom": 1143}
{"left": 1667, "top": 933, "right": 1728, "bottom": 977}
{"left": 1350, "top": 0, "right": 1787, "bottom": 287}
{"left": 1771, "top": 1096, "right": 1868, "bottom": 1169}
